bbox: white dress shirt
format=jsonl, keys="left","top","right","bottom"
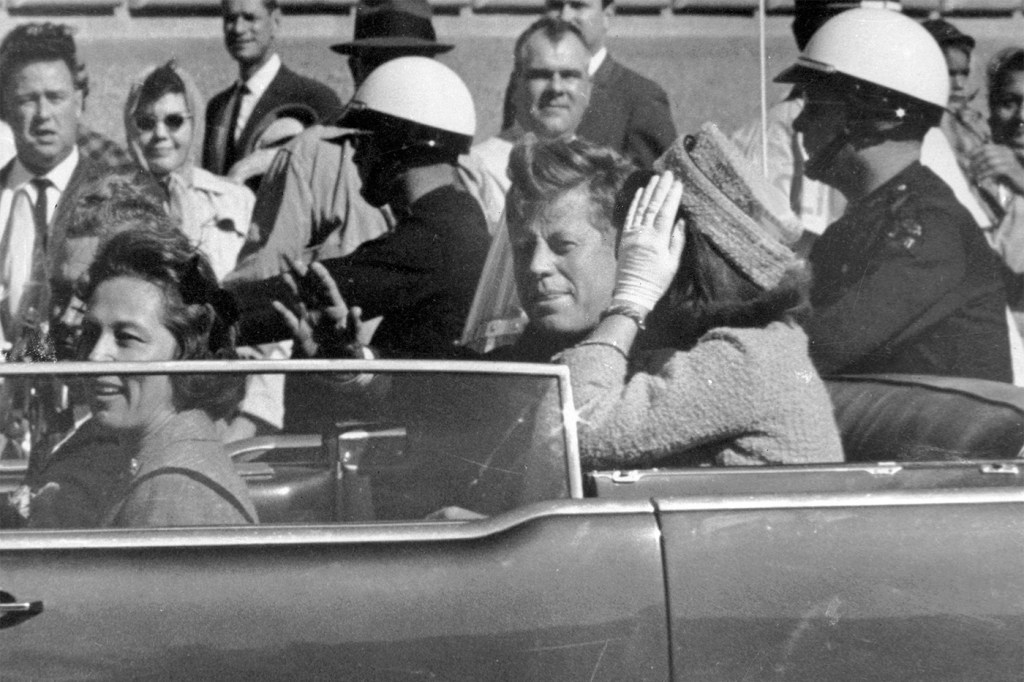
{"left": 0, "top": 147, "right": 79, "bottom": 349}
{"left": 0, "top": 147, "right": 79, "bottom": 256}
{"left": 589, "top": 47, "right": 607, "bottom": 77}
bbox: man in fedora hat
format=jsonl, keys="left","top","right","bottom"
{"left": 203, "top": 0, "right": 342, "bottom": 177}
{"left": 224, "top": 0, "right": 456, "bottom": 284}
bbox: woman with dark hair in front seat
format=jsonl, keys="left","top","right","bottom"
{"left": 22, "top": 227, "right": 257, "bottom": 528}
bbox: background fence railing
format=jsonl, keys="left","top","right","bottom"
{"left": 3, "top": 0, "right": 1023, "bottom": 17}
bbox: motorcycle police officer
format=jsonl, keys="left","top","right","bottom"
{"left": 776, "top": 8, "right": 1013, "bottom": 381}
{"left": 232, "top": 58, "right": 490, "bottom": 360}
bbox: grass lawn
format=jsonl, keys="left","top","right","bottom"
{"left": 65, "top": 14, "right": 1024, "bottom": 147}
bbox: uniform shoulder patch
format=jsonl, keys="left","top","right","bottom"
{"left": 883, "top": 186, "right": 924, "bottom": 253}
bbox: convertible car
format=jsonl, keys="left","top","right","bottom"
{"left": 1, "top": 359, "right": 1022, "bottom": 680}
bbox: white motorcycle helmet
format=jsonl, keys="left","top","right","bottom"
{"left": 777, "top": 7, "right": 948, "bottom": 125}
{"left": 339, "top": 56, "right": 475, "bottom": 158}
{"left": 339, "top": 56, "right": 475, "bottom": 206}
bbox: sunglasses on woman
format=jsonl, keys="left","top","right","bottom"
{"left": 134, "top": 113, "right": 191, "bottom": 133}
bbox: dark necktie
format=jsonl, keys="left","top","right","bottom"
{"left": 225, "top": 83, "right": 249, "bottom": 171}
{"left": 23, "top": 177, "right": 54, "bottom": 320}
{"left": 30, "top": 177, "right": 51, "bottom": 249}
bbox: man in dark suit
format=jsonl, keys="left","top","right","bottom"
{"left": 0, "top": 23, "right": 114, "bottom": 354}
{"left": 501, "top": 0, "right": 676, "bottom": 169}
{"left": 203, "top": 0, "right": 341, "bottom": 177}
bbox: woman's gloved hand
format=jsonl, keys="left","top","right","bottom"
{"left": 613, "top": 170, "right": 686, "bottom": 313}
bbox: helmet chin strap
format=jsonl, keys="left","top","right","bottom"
{"left": 804, "top": 125, "right": 853, "bottom": 182}
{"left": 805, "top": 115, "right": 893, "bottom": 182}
{"left": 359, "top": 139, "right": 445, "bottom": 209}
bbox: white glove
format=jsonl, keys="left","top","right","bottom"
{"left": 613, "top": 171, "right": 686, "bottom": 313}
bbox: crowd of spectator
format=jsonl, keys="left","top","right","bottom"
{"left": 0, "top": 0, "right": 1022, "bottom": 526}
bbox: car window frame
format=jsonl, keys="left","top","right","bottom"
{"left": 0, "top": 358, "right": 584, "bottom": 533}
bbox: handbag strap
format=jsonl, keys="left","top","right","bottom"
{"left": 123, "top": 466, "right": 256, "bottom": 525}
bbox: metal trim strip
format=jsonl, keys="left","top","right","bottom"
{"left": 0, "top": 358, "right": 567, "bottom": 377}
{"left": 655, "top": 487, "right": 1024, "bottom": 512}
{"left": 0, "top": 499, "right": 656, "bottom": 550}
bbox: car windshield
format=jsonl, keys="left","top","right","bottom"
{"left": 0, "top": 359, "right": 579, "bottom": 529}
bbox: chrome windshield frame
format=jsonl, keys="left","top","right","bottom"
{"left": 0, "top": 358, "right": 583, "bottom": 499}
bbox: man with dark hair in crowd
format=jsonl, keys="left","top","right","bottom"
{"left": 203, "top": 0, "right": 341, "bottom": 177}
{"left": 777, "top": 8, "right": 1012, "bottom": 381}
{"left": 0, "top": 25, "right": 136, "bottom": 175}
{"left": 500, "top": 0, "right": 675, "bottom": 169}
{"left": 0, "top": 23, "right": 126, "bottom": 353}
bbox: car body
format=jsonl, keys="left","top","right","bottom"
{"left": 1, "top": 359, "right": 1022, "bottom": 681}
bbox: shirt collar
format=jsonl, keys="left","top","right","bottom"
{"left": 589, "top": 47, "right": 607, "bottom": 76}
{"left": 241, "top": 53, "right": 282, "bottom": 100}
{"left": 8, "top": 146, "right": 79, "bottom": 193}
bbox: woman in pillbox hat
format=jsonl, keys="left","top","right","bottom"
{"left": 559, "top": 123, "right": 843, "bottom": 469}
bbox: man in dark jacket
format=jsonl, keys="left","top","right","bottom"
{"left": 203, "top": 0, "right": 341, "bottom": 176}
{"left": 777, "top": 8, "right": 1012, "bottom": 381}
{"left": 500, "top": 0, "right": 675, "bottom": 169}
{"left": 0, "top": 23, "right": 118, "bottom": 353}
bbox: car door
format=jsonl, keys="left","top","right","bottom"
{"left": 2, "top": 501, "right": 669, "bottom": 681}
{"left": 0, "top": 360, "right": 671, "bottom": 681}
{"left": 649, "top": 470, "right": 1024, "bottom": 681}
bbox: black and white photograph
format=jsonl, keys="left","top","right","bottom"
{"left": 0, "top": 0, "right": 1022, "bottom": 678}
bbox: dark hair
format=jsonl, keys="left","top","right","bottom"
{"left": 82, "top": 230, "right": 245, "bottom": 421}
{"left": 66, "top": 172, "right": 170, "bottom": 240}
{"left": 513, "top": 17, "right": 589, "bottom": 74}
{"left": 988, "top": 47, "right": 1024, "bottom": 113}
{"left": 0, "top": 23, "right": 88, "bottom": 110}
{"left": 506, "top": 134, "right": 635, "bottom": 239}
{"left": 644, "top": 226, "right": 811, "bottom": 350}
{"left": 50, "top": 172, "right": 172, "bottom": 353}
{"left": 134, "top": 60, "right": 188, "bottom": 115}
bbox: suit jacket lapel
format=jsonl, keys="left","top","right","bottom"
{"left": 47, "top": 154, "right": 97, "bottom": 271}
{"left": 591, "top": 56, "right": 617, "bottom": 91}
{"left": 215, "top": 85, "right": 244, "bottom": 175}
{"left": 0, "top": 160, "right": 12, "bottom": 192}
{"left": 236, "top": 66, "right": 290, "bottom": 158}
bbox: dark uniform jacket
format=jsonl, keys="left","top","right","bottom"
{"left": 501, "top": 54, "right": 676, "bottom": 169}
{"left": 806, "top": 162, "right": 1012, "bottom": 382}
{"left": 232, "top": 184, "right": 491, "bottom": 359}
{"left": 202, "top": 64, "right": 341, "bottom": 176}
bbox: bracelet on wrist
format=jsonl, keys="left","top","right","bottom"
{"left": 600, "top": 303, "right": 648, "bottom": 330}
{"left": 572, "top": 339, "right": 629, "bottom": 361}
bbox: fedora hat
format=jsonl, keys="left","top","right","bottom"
{"left": 331, "top": 0, "right": 453, "bottom": 55}
{"left": 655, "top": 123, "right": 802, "bottom": 290}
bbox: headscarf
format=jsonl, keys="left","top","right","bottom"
{"left": 123, "top": 61, "right": 207, "bottom": 240}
